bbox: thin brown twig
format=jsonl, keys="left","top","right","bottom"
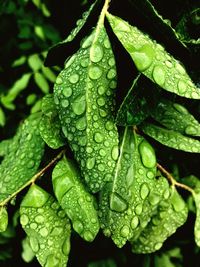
{"left": 157, "top": 162, "right": 194, "bottom": 194}
{"left": 0, "top": 150, "right": 65, "bottom": 207}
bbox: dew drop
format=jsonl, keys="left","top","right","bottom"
{"left": 83, "top": 230, "right": 94, "bottom": 242}
{"left": 45, "top": 254, "right": 59, "bottom": 267}
{"left": 97, "top": 97, "right": 105, "bottom": 106}
{"left": 76, "top": 117, "right": 87, "bottom": 130}
{"left": 139, "top": 140, "right": 156, "bottom": 168}
{"left": 178, "top": 80, "right": 187, "bottom": 94}
{"left": 108, "top": 57, "right": 115, "bottom": 67}
{"left": 65, "top": 54, "right": 76, "bottom": 69}
{"left": 94, "top": 132, "right": 104, "bottom": 143}
{"left": 147, "top": 171, "right": 155, "bottom": 179}
{"left": 39, "top": 227, "right": 49, "bottom": 237}
{"left": 35, "top": 215, "right": 44, "bottom": 223}
{"left": 154, "top": 242, "right": 162, "bottom": 250}
{"left": 131, "top": 44, "right": 155, "bottom": 71}
{"left": 111, "top": 145, "right": 119, "bottom": 160}
{"left": 90, "top": 44, "right": 104, "bottom": 63}
{"left": 29, "top": 237, "right": 39, "bottom": 252}
{"left": 20, "top": 214, "right": 29, "bottom": 226}
{"left": 110, "top": 193, "right": 128, "bottom": 212}
{"left": 120, "top": 225, "right": 130, "bottom": 238}
{"left": 63, "top": 87, "right": 72, "bottom": 98}
{"left": 135, "top": 203, "right": 143, "bottom": 215}
{"left": 107, "top": 69, "right": 117, "bottom": 79}
{"left": 72, "top": 95, "right": 86, "bottom": 115}
{"left": 165, "top": 60, "right": 173, "bottom": 68}
{"left": 69, "top": 73, "right": 79, "bottom": 84}
{"left": 175, "top": 63, "right": 186, "bottom": 74}
{"left": 105, "top": 121, "right": 114, "bottom": 131}
{"left": 55, "top": 76, "right": 63, "bottom": 85}
{"left": 82, "top": 33, "right": 94, "bottom": 48}
{"left": 185, "top": 125, "right": 197, "bottom": 135}
{"left": 98, "top": 86, "right": 106, "bottom": 95}
{"left": 61, "top": 99, "right": 69, "bottom": 108}
{"left": 171, "top": 191, "right": 185, "bottom": 212}
{"left": 81, "top": 58, "right": 89, "bottom": 67}
{"left": 62, "top": 238, "right": 70, "bottom": 256}
{"left": 99, "top": 149, "right": 106, "bottom": 156}
{"left": 86, "top": 157, "right": 95, "bottom": 169}
{"left": 153, "top": 66, "right": 165, "bottom": 86}
{"left": 148, "top": 193, "right": 160, "bottom": 206}
{"left": 88, "top": 66, "right": 102, "bottom": 80}
{"left": 140, "top": 183, "right": 150, "bottom": 200}
{"left": 73, "top": 220, "right": 84, "bottom": 235}
{"left": 131, "top": 216, "right": 139, "bottom": 229}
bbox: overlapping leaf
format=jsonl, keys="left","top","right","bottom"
{"left": 54, "top": 19, "right": 119, "bottom": 192}
{"left": 0, "top": 207, "right": 8, "bottom": 232}
{"left": 20, "top": 185, "right": 71, "bottom": 267}
{"left": 106, "top": 13, "right": 200, "bottom": 99}
{"left": 0, "top": 113, "right": 45, "bottom": 203}
{"left": 151, "top": 98, "right": 200, "bottom": 136}
{"left": 52, "top": 156, "right": 99, "bottom": 242}
{"left": 131, "top": 186, "right": 188, "bottom": 253}
{"left": 99, "top": 128, "right": 158, "bottom": 247}
{"left": 141, "top": 123, "right": 200, "bottom": 153}
{"left": 39, "top": 94, "right": 66, "bottom": 149}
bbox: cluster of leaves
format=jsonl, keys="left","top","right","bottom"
{"left": 1, "top": 0, "right": 200, "bottom": 266}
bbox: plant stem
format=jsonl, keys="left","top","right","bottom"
{"left": 157, "top": 162, "right": 194, "bottom": 194}
{"left": 0, "top": 150, "right": 65, "bottom": 207}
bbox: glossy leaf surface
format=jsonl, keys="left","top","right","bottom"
{"left": 106, "top": 13, "right": 200, "bottom": 99}
{"left": 52, "top": 156, "right": 99, "bottom": 242}
{"left": 20, "top": 184, "right": 71, "bottom": 267}
{"left": 54, "top": 24, "right": 119, "bottom": 193}
{"left": 141, "top": 123, "right": 200, "bottom": 153}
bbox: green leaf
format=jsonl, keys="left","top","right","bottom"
{"left": 151, "top": 98, "right": 200, "bottom": 136}
{"left": 21, "top": 237, "right": 35, "bottom": 263}
{"left": 30, "top": 99, "right": 42, "bottom": 114}
{"left": 34, "top": 72, "right": 49, "bottom": 94}
{"left": 106, "top": 13, "right": 200, "bottom": 99}
{"left": 0, "top": 107, "right": 6, "bottom": 127}
{"left": 26, "top": 94, "right": 37, "bottom": 106}
{"left": 131, "top": 186, "right": 188, "bottom": 253}
{"left": 20, "top": 184, "right": 71, "bottom": 267}
{"left": 0, "top": 207, "right": 8, "bottom": 232}
{"left": 34, "top": 26, "right": 45, "bottom": 40}
{"left": 116, "top": 74, "right": 159, "bottom": 126}
{"left": 0, "top": 139, "right": 12, "bottom": 157}
{"left": 88, "top": 258, "right": 117, "bottom": 267}
{"left": 99, "top": 128, "right": 158, "bottom": 247}
{"left": 0, "top": 113, "right": 45, "bottom": 203}
{"left": 141, "top": 122, "right": 200, "bottom": 153}
{"left": 39, "top": 95, "right": 65, "bottom": 149}
{"left": 28, "top": 54, "right": 42, "bottom": 72}
{"left": 11, "top": 56, "right": 26, "bottom": 67}
{"left": 41, "top": 66, "right": 56, "bottom": 83}
{"left": 52, "top": 156, "right": 99, "bottom": 242}
{"left": 54, "top": 24, "right": 119, "bottom": 193}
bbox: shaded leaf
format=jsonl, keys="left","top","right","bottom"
{"left": 52, "top": 156, "right": 99, "bottom": 242}
{"left": 0, "top": 207, "right": 8, "bottom": 232}
{"left": 28, "top": 54, "right": 42, "bottom": 72}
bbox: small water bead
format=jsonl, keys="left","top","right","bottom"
{"left": 147, "top": 171, "right": 154, "bottom": 179}
{"left": 86, "top": 157, "right": 95, "bottom": 170}
{"left": 120, "top": 225, "right": 130, "bottom": 238}
{"left": 135, "top": 203, "right": 143, "bottom": 215}
{"left": 149, "top": 193, "right": 160, "bottom": 206}
{"left": 107, "top": 69, "right": 117, "bottom": 79}
{"left": 90, "top": 44, "right": 104, "bottom": 63}
{"left": 177, "top": 80, "right": 187, "bottom": 94}
{"left": 94, "top": 132, "right": 104, "bottom": 143}
{"left": 154, "top": 242, "right": 162, "bottom": 251}
{"left": 185, "top": 125, "right": 197, "bottom": 135}
{"left": 109, "top": 80, "right": 117, "bottom": 89}
{"left": 45, "top": 254, "right": 59, "bottom": 267}
{"left": 61, "top": 99, "right": 69, "bottom": 108}
{"left": 97, "top": 97, "right": 105, "bottom": 106}
{"left": 98, "top": 85, "right": 106, "bottom": 95}
{"left": 86, "top": 146, "right": 93, "bottom": 153}
{"left": 29, "top": 237, "right": 39, "bottom": 252}
{"left": 108, "top": 57, "right": 115, "bottom": 67}
{"left": 175, "top": 63, "right": 186, "bottom": 74}
{"left": 131, "top": 216, "right": 139, "bottom": 229}
{"left": 139, "top": 140, "right": 156, "bottom": 168}
{"left": 131, "top": 44, "right": 155, "bottom": 71}
{"left": 39, "top": 227, "right": 49, "bottom": 237}
{"left": 88, "top": 66, "right": 103, "bottom": 80}
{"left": 140, "top": 183, "right": 150, "bottom": 200}
{"left": 55, "top": 76, "right": 63, "bottom": 85}
{"left": 103, "top": 38, "right": 111, "bottom": 49}
{"left": 110, "top": 193, "right": 128, "bottom": 212}
{"left": 165, "top": 60, "right": 173, "bottom": 68}
{"left": 83, "top": 230, "right": 94, "bottom": 242}
{"left": 76, "top": 117, "right": 87, "bottom": 131}
{"left": 35, "top": 215, "right": 45, "bottom": 224}
{"left": 72, "top": 95, "right": 86, "bottom": 115}
{"left": 51, "top": 226, "right": 63, "bottom": 235}
{"left": 99, "top": 149, "right": 106, "bottom": 157}
{"left": 153, "top": 66, "right": 165, "bottom": 86}
{"left": 65, "top": 54, "right": 76, "bottom": 69}
{"left": 69, "top": 73, "right": 79, "bottom": 84}
{"left": 20, "top": 214, "right": 29, "bottom": 226}
{"left": 82, "top": 33, "right": 94, "bottom": 48}
{"left": 99, "top": 109, "right": 107, "bottom": 117}
{"left": 63, "top": 87, "right": 72, "bottom": 98}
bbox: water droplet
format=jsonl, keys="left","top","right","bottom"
{"left": 147, "top": 171, "right": 154, "bottom": 179}
{"left": 110, "top": 193, "right": 128, "bottom": 212}
{"left": 61, "top": 99, "right": 69, "bottom": 108}
{"left": 72, "top": 95, "right": 86, "bottom": 115}
{"left": 105, "top": 121, "right": 114, "bottom": 131}
{"left": 165, "top": 60, "right": 173, "bottom": 68}
{"left": 135, "top": 203, "right": 143, "bottom": 215}
{"left": 76, "top": 117, "right": 87, "bottom": 130}
{"left": 69, "top": 73, "right": 79, "bottom": 84}
{"left": 81, "top": 58, "right": 89, "bottom": 67}
{"left": 83, "top": 230, "right": 94, "bottom": 242}
{"left": 111, "top": 145, "right": 119, "bottom": 160}
{"left": 51, "top": 226, "right": 63, "bottom": 235}
{"left": 163, "top": 189, "right": 170, "bottom": 199}
{"left": 178, "top": 80, "right": 187, "bottom": 94}
{"left": 55, "top": 76, "right": 63, "bottom": 85}
{"left": 131, "top": 216, "right": 139, "bottom": 229}
{"left": 148, "top": 193, "right": 160, "bottom": 206}
{"left": 62, "top": 238, "right": 70, "bottom": 256}
{"left": 107, "top": 69, "right": 117, "bottom": 79}
{"left": 35, "top": 215, "right": 44, "bottom": 223}
{"left": 65, "top": 54, "right": 76, "bottom": 69}
{"left": 39, "top": 227, "right": 48, "bottom": 237}
{"left": 120, "top": 225, "right": 130, "bottom": 238}
{"left": 185, "top": 125, "right": 197, "bottom": 135}
{"left": 108, "top": 57, "right": 115, "bottom": 67}
{"left": 98, "top": 86, "right": 106, "bottom": 95}
{"left": 20, "top": 214, "right": 29, "bottom": 226}
{"left": 97, "top": 97, "right": 105, "bottom": 107}
{"left": 171, "top": 191, "right": 185, "bottom": 212}
{"left": 99, "top": 109, "right": 107, "bottom": 117}
{"left": 94, "top": 132, "right": 103, "bottom": 143}
{"left": 99, "top": 149, "right": 106, "bottom": 156}
{"left": 73, "top": 220, "right": 84, "bottom": 234}
{"left": 131, "top": 44, "right": 155, "bottom": 71}
{"left": 154, "top": 242, "right": 162, "bottom": 251}
{"left": 29, "top": 237, "right": 39, "bottom": 252}
{"left": 139, "top": 140, "right": 156, "bottom": 168}
{"left": 140, "top": 183, "right": 150, "bottom": 199}
{"left": 153, "top": 66, "right": 165, "bottom": 86}
{"left": 86, "top": 157, "right": 95, "bottom": 169}
{"left": 175, "top": 63, "right": 186, "bottom": 74}
{"left": 30, "top": 223, "right": 37, "bottom": 230}
{"left": 82, "top": 33, "right": 94, "bottom": 48}
{"left": 27, "top": 160, "right": 35, "bottom": 169}
{"left": 88, "top": 66, "right": 102, "bottom": 80}
{"left": 90, "top": 44, "right": 104, "bottom": 63}
{"left": 63, "top": 87, "right": 72, "bottom": 98}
